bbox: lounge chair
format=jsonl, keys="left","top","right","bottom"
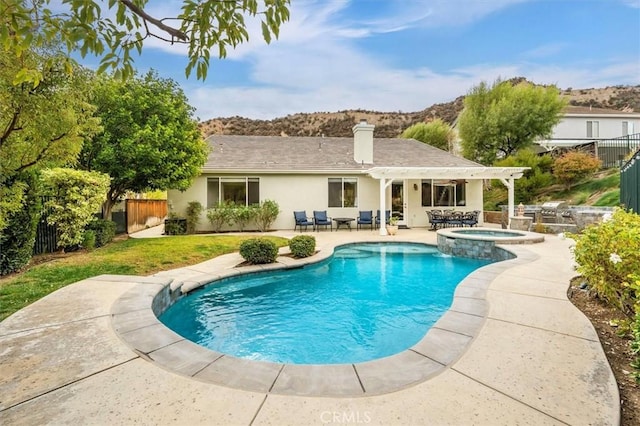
{"left": 375, "top": 210, "right": 391, "bottom": 229}
{"left": 357, "top": 210, "right": 373, "bottom": 230}
{"left": 313, "top": 210, "right": 332, "bottom": 231}
{"left": 294, "top": 211, "right": 314, "bottom": 232}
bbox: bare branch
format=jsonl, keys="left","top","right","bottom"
{"left": 119, "top": 0, "right": 188, "bottom": 41}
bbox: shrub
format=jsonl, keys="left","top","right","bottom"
{"left": 0, "top": 173, "right": 40, "bottom": 275}
{"left": 233, "top": 204, "right": 258, "bottom": 231}
{"left": 206, "top": 201, "right": 235, "bottom": 232}
{"left": 185, "top": 201, "right": 204, "bottom": 234}
{"left": 40, "top": 168, "right": 110, "bottom": 250}
{"left": 254, "top": 199, "right": 280, "bottom": 232}
{"left": 568, "top": 208, "right": 640, "bottom": 316}
{"left": 239, "top": 238, "right": 278, "bottom": 264}
{"left": 493, "top": 149, "right": 555, "bottom": 204}
{"left": 86, "top": 219, "right": 116, "bottom": 247}
{"left": 553, "top": 151, "right": 601, "bottom": 190}
{"left": 82, "top": 230, "right": 96, "bottom": 251}
{"left": 289, "top": 235, "right": 316, "bottom": 258}
{"left": 164, "top": 212, "right": 187, "bottom": 235}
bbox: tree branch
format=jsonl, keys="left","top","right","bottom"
{"left": 0, "top": 110, "right": 21, "bottom": 148}
{"left": 119, "top": 0, "right": 188, "bottom": 41}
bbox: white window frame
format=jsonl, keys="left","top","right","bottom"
{"left": 328, "top": 177, "right": 358, "bottom": 208}
{"left": 207, "top": 177, "right": 260, "bottom": 208}
{"left": 587, "top": 121, "right": 599, "bottom": 138}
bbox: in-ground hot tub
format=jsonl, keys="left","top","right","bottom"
{"left": 437, "top": 227, "right": 544, "bottom": 259}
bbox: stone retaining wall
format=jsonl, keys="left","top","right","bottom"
{"left": 437, "top": 234, "right": 516, "bottom": 261}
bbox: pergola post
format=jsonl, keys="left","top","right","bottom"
{"left": 378, "top": 178, "right": 394, "bottom": 236}
{"left": 500, "top": 177, "right": 515, "bottom": 228}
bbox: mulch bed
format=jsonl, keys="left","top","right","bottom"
{"left": 568, "top": 278, "right": 640, "bottom": 425}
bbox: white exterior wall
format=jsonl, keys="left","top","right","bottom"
{"left": 547, "top": 115, "right": 639, "bottom": 141}
{"left": 168, "top": 174, "right": 485, "bottom": 231}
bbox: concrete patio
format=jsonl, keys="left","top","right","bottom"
{"left": 0, "top": 227, "right": 620, "bottom": 425}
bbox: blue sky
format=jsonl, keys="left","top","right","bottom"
{"left": 109, "top": 0, "right": 640, "bottom": 121}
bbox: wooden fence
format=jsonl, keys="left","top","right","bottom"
{"left": 126, "top": 199, "right": 167, "bottom": 234}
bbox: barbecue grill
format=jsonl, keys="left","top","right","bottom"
{"left": 540, "top": 201, "right": 570, "bottom": 223}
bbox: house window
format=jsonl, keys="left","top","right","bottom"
{"left": 328, "top": 178, "right": 358, "bottom": 208}
{"left": 421, "top": 179, "right": 466, "bottom": 207}
{"left": 587, "top": 121, "right": 599, "bottom": 138}
{"left": 622, "top": 121, "right": 629, "bottom": 136}
{"left": 207, "top": 177, "right": 260, "bottom": 208}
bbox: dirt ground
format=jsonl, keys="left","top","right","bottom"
{"left": 568, "top": 279, "right": 640, "bottom": 425}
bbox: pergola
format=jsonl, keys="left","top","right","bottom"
{"left": 365, "top": 166, "right": 530, "bottom": 235}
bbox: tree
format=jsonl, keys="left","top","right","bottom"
{"left": 493, "top": 149, "right": 555, "bottom": 203}
{"left": 79, "top": 71, "right": 209, "bottom": 219}
{"left": 40, "top": 168, "right": 111, "bottom": 250}
{"left": 553, "top": 151, "right": 602, "bottom": 190}
{"left": 401, "top": 119, "right": 454, "bottom": 151}
{"left": 0, "top": 48, "right": 101, "bottom": 230}
{"left": 458, "top": 79, "right": 566, "bottom": 165}
{"left": 1, "top": 0, "right": 290, "bottom": 83}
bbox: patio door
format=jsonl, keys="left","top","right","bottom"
{"left": 391, "top": 180, "right": 408, "bottom": 226}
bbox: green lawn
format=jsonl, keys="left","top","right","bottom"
{"left": 0, "top": 235, "right": 289, "bottom": 321}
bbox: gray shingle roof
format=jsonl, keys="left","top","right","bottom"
{"left": 203, "top": 135, "right": 483, "bottom": 172}
{"left": 564, "top": 106, "right": 640, "bottom": 115}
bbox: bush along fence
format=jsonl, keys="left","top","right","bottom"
{"left": 621, "top": 147, "right": 640, "bottom": 214}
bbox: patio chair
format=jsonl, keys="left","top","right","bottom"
{"left": 313, "top": 210, "right": 332, "bottom": 231}
{"left": 293, "top": 211, "right": 314, "bottom": 232}
{"left": 375, "top": 210, "right": 391, "bottom": 229}
{"left": 426, "top": 210, "right": 445, "bottom": 230}
{"left": 462, "top": 210, "right": 480, "bottom": 227}
{"left": 357, "top": 210, "right": 373, "bottom": 230}
{"left": 447, "top": 211, "right": 464, "bottom": 227}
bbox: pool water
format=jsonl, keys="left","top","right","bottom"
{"left": 159, "top": 243, "right": 493, "bottom": 365}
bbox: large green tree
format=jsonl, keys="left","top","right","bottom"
{"left": 401, "top": 119, "right": 454, "bottom": 151}
{"left": 458, "top": 79, "right": 566, "bottom": 165}
{"left": 0, "top": 48, "right": 100, "bottom": 230}
{"left": 79, "top": 71, "right": 208, "bottom": 219}
{"left": 1, "top": 0, "right": 290, "bottom": 83}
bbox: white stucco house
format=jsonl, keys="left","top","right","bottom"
{"left": 536, "top": 106, "right": 640, "bottom": 165}
{"left": 168, "top": 121, "right": 527, "bottom": 234}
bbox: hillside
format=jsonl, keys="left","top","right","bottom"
{"left": 199, "top": 81, "right": 640, "bottom": 138}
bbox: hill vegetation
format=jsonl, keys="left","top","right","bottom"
{"left": 199, "top": 81, "right": 640, "bottom": 138}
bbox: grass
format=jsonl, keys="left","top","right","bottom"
{"left": 0, "top": 235, "right": 289, "bottom": 321}
{"left": 484, "top": 169, "right": 621, "bottom": 210}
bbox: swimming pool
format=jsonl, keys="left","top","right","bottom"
{"left": 159, "top": 242, "right": 492, "bottom": 365}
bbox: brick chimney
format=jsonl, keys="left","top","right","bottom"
{"left": 352, "top": 119, "right": 375, "bottom": 164}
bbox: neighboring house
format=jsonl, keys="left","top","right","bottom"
{"left": 168, "top": 121, "right": 527, "bottom": 233}
{"left": 536, "top": 106, "right": 640, "bottom": 166}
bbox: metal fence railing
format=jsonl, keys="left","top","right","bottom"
{"left": 33, "top": 196, "right": 58, "bottom": 255}
{"left": 621, "top": 147, "right": 640, "bottom": 213}
{"left": 596, "top": 133, "right": 640, "bottom": 168}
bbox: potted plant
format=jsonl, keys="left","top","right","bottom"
{"left": 386, "top": 216, "right": 399, "bottom": 235}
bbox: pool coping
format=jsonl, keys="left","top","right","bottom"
{"left": 110, "top": 238, "right": 540, "bottom": 397}
{"left": 437, "top": 227, "right": 545, "bottom": 244}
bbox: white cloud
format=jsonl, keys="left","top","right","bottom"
{"left": 187, "top": 57, "right": 640, "bottom": 120}
{"left": 132, "top": 1, "right": 639, "bottom": 120}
